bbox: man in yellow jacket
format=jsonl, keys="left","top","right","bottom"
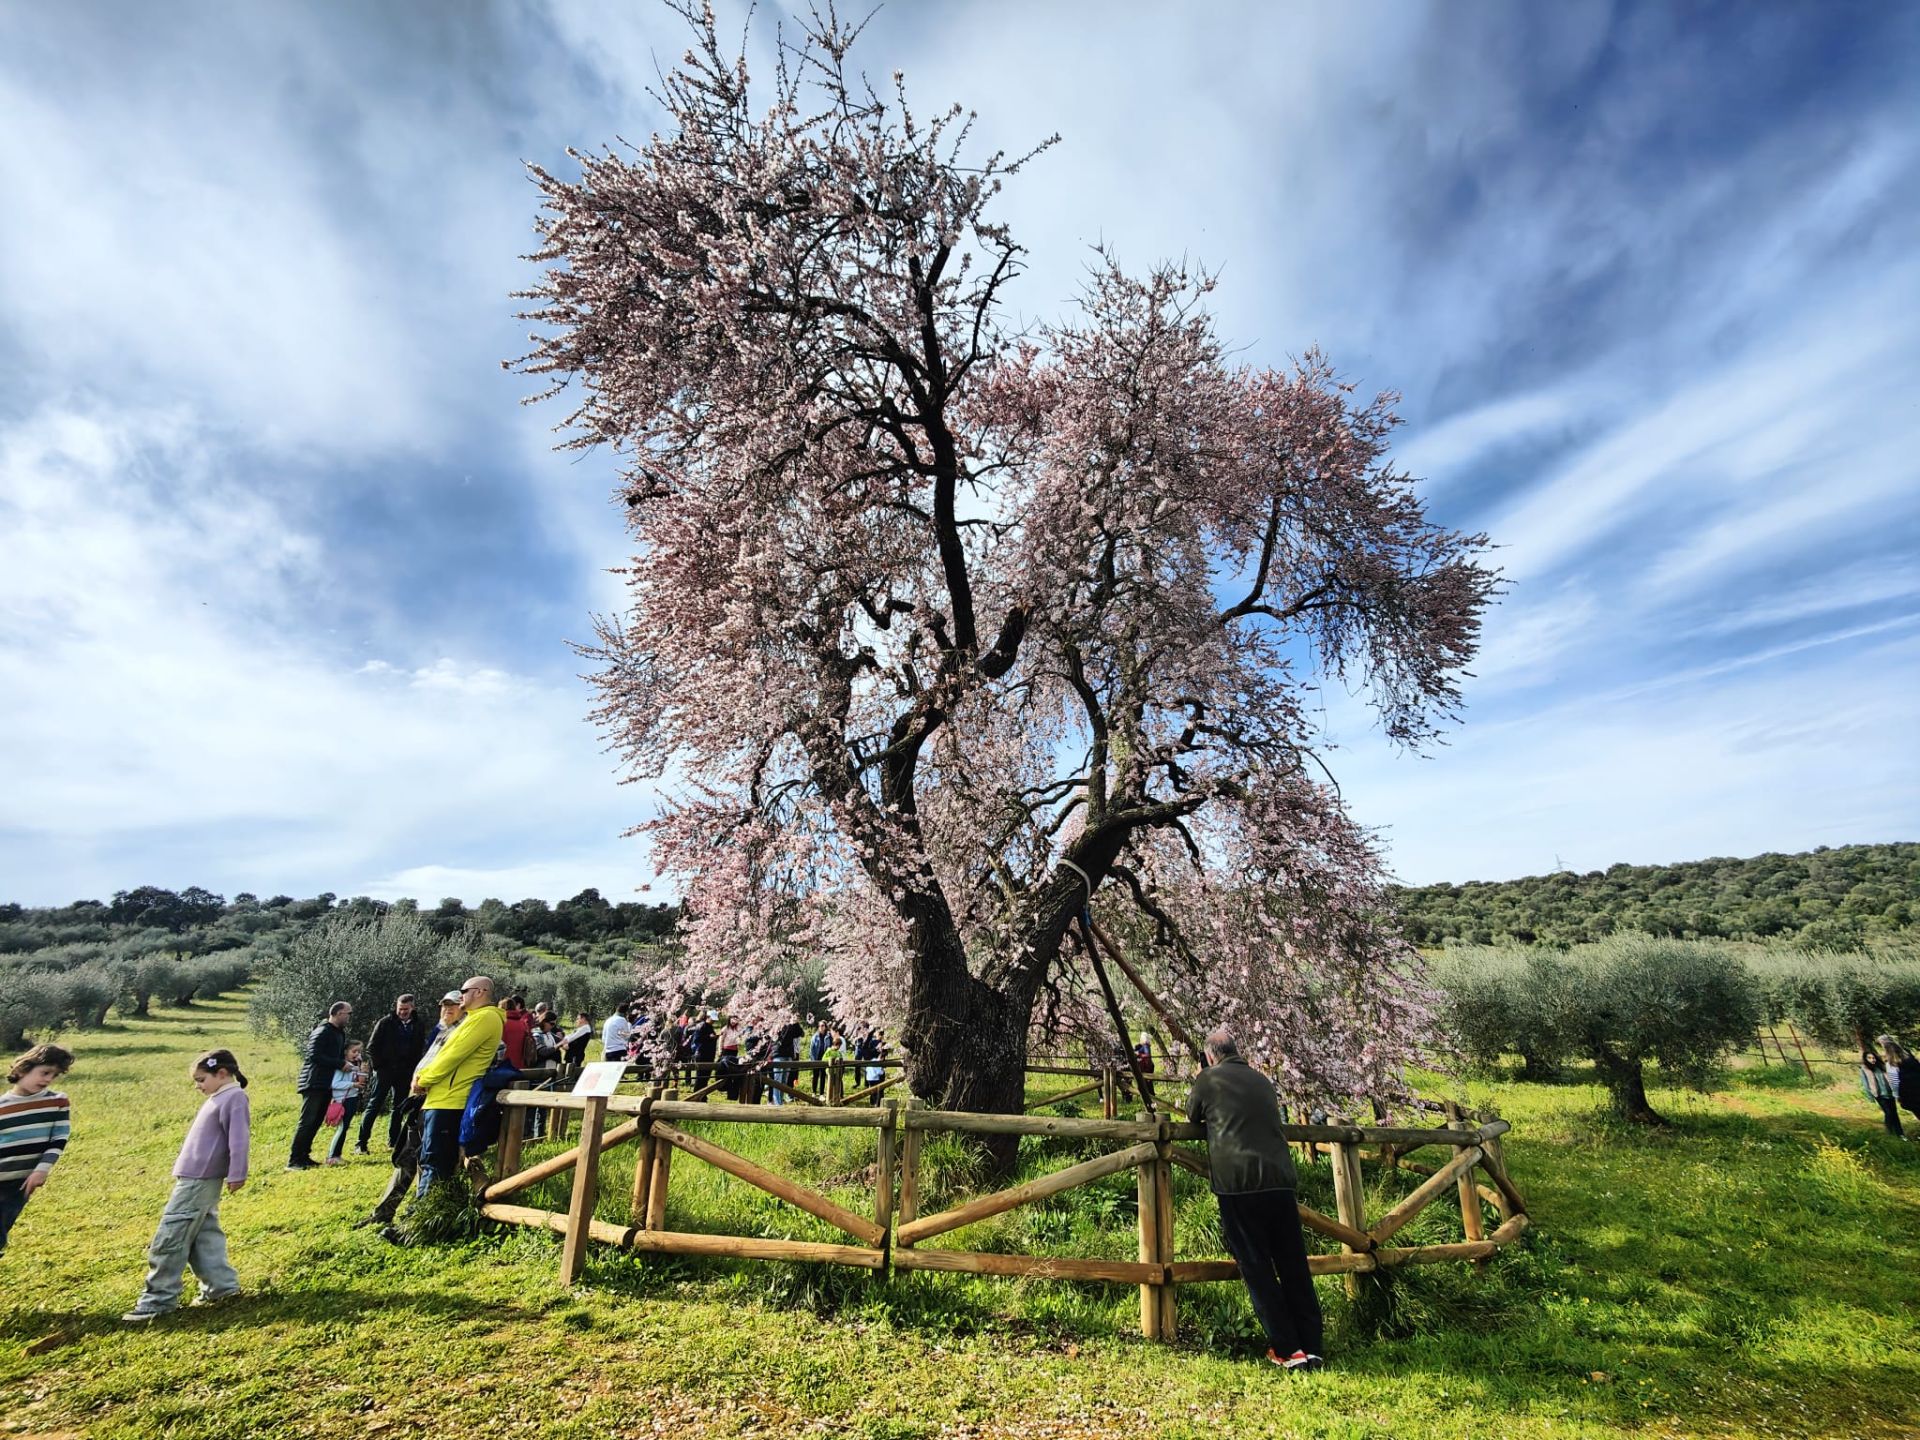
{"left": 409, "top": 975, "right": 504, "bottom": 1194}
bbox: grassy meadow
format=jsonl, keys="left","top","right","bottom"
{"left": 2, "top": 993, "right": 1918, "bottom": 1439}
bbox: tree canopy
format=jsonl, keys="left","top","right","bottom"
{"left": 511, "top": 4, "right": 1498, "bottom": 1123}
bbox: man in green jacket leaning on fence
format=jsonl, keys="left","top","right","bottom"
{"left": 1185, "top": 1028, "right": 1325, "bottom": 1372}
{"left": 409, "top": 976, "right": 504, "bottom": 1196}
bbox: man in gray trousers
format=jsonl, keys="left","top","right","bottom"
{"left": 1185, "top": 1028, "right": 1326, "bottom": 1370}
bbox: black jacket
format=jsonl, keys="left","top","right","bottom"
{"left": 1895, "top": 1056, "right": 1920, "bottom": 1110}
{"left": 296, "top": 1019, "right": 350, "bottom": 1095}
{"left": 367, "top": 1011, "right": 427, "bottom": 1081}
{"left": 1185, "top": 1056, "right": 1299, "bottom": 1195}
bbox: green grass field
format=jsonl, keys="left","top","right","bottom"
{"left": 3, "top": 994, "right": 1918, "bottom": 1439}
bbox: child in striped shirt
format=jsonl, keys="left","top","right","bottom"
{"left": 0, "top": 1043, "right": 74, "bottom": 1258}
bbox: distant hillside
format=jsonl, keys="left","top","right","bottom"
{"left": 1390, "top": 842, "right": 1920, "bottom": 950}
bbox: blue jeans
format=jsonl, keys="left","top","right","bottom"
{"left": 0, "top": 1180, "right": 29, "bottom": 1256}
{"left": 417, "top": 1108, "right": 462, "bottom": 1195}
{"left": 327, "top": 1096, "right": 363, "bottom": 1160}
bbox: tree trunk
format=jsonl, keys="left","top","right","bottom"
{"left": 900, "top": 936, "right": 1034, "bottom": 1179}
{"left": 1592, "top": 1047, "right": 1665, "bottom": 1125}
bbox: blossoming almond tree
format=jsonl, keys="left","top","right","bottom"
{"left": 513, "top": 2, "right": 1499, "bottom": 1154}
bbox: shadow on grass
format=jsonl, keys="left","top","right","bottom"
{"left": 0, "top": 1279, "right": 546, "bottom": 1347}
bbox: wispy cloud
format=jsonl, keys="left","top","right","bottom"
{"left": 0, "top": 0, "right": 1915, "bottom": 901}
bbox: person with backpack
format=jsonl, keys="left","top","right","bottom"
{"left": 287, "top": 1002, "right": 351, "bottom": 1171}
{"left": 409, "top": 978, "right": 504, "bottom": 1194}
{"left": 359, "top": 994, "right": 426, "bottom": 1154}
{"left": 122, "top": 1049, "right": 250, "bottom": 1321}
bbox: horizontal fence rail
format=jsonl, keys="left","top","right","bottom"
{"left": 476, "top": 1080, "right": 1529, "bottom": 1341}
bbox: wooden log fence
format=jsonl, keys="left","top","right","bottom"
{"left": 475, "top": 1081, "right": 1528, "bottom": 1343}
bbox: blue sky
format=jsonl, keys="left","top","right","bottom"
{"left": 1, "top": 0, "right": 1915, "bottom": 906}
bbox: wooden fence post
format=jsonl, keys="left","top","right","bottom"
{"left": 629, "top": 1096, "right": 656, "bottom": 1226}
{"left": 559, "top": 1094, "right": 607, "bottom": 1285}
{"left": 1784, "top": 1020, "right": 1816, "bottom": 1080}
{"left": 497, "top": 1100, "right": 526, "bottom": 1183}
{"left": 644, "top": 1088, "right": 676, "bottom": 1232}
{"left": 1329, "top": 1138, "right": 1368, "bottom": 1299}
{"left": 1136, "top": 1126, "right": 1162, "bottom": 1339}
{"left": 1153, "top": 1118, "right": 1176, "bottom": 1340}
{"left": 876, "top": 1101, "right": 898, "bottom": 1271}
{"left": 899, "top": 1100, "right": 922, "bottom": 1236}
{"left": 1444, "top": 1102, "right": 1485, "bottom": 1258}
{"left": 1101, "top": 1068, "right": 1117, "bottom": 1120}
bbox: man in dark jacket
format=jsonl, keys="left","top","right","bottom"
{"left": 359, "top": 994, "right": 426, "bottom": 1154}
{"left": 288, "top": 1001, "right": 352, "bottom": 1170}
{"left": 1185, "top": 1028, "right": 1324, "bottom": 1371}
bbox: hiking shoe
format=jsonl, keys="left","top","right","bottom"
{"left": 353, "top": 1144, "right": 371, "bottom": 1155}
{"left": 377, "top": 1224, "right": 409, "bottom": 1247}
{"left": 285, "top": 1160, "right": 316, "bottom": 1171}
{"left": 120, "top": 1309, "right": 166, "bottom": 1324}
{"left": 190, "top": 1289, "right": 239, "bottom": 1308}
{"left": 1267, "top": 1349, "right": 1324, "bottom": 1371}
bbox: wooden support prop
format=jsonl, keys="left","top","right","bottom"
{"left": 894, "top": 1248, "right": 1163, "bottom": 1285}
{"left": 899, "top": 1100, "right": 922, "bottom": 1236}
{"left": 1077, "top": 915, "right": 1156, "bottom": 1112}
{"left": 1101, "top": 1068, "right": 1117, "bottom": 1120}
{"left": 481, "top": 1118, "right": 643, "bottom": 1203}
{"left": 827, "top": 1059, "right": 845, "bottom": 1105}
{"left": 1370, "top": 1145, "right": 1482, "bottom": 1245}
{"left": 558, "top": 1094, "right": 607, "bottom": 1285}
{"left": 498, "top": 1101, "right": 526, "bottom": 1182}
{"left": 1329, "top": 1140, "right": 1369, "bottom": 1298}
{"left": 650, "top": 1121, "right": 886, "bottom": 1247}
{"left": 897, "top": 1141, "right": 1160, "bottom": 1248}
{"left": 1023, "top": 1080, "right": 1102, "bottom": 1112}
{"left": 1087, "top": 919, "right": 1206, "bottom": 1062}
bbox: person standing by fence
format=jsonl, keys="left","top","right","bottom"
{"left": 409, "top": 977, "right": 504, "bottom": 1194}
{"left": 359, "top": 994, "right": 425, "bottom": 1154}
{"left": 287, "top": 1002, "right": 351, "bottom": 1171}
{"left": 0, "top": 1043, "right": 73, "bottom": 1259}
{"left": 122, "top": 1049, "right": 249, "bottom": 1322}
{"left": 1185, "top": 1028, "right": 1326, "bottom": 1372}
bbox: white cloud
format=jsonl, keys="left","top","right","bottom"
{"left": 0, "top": 405, "right": 654, "bottom": 902}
